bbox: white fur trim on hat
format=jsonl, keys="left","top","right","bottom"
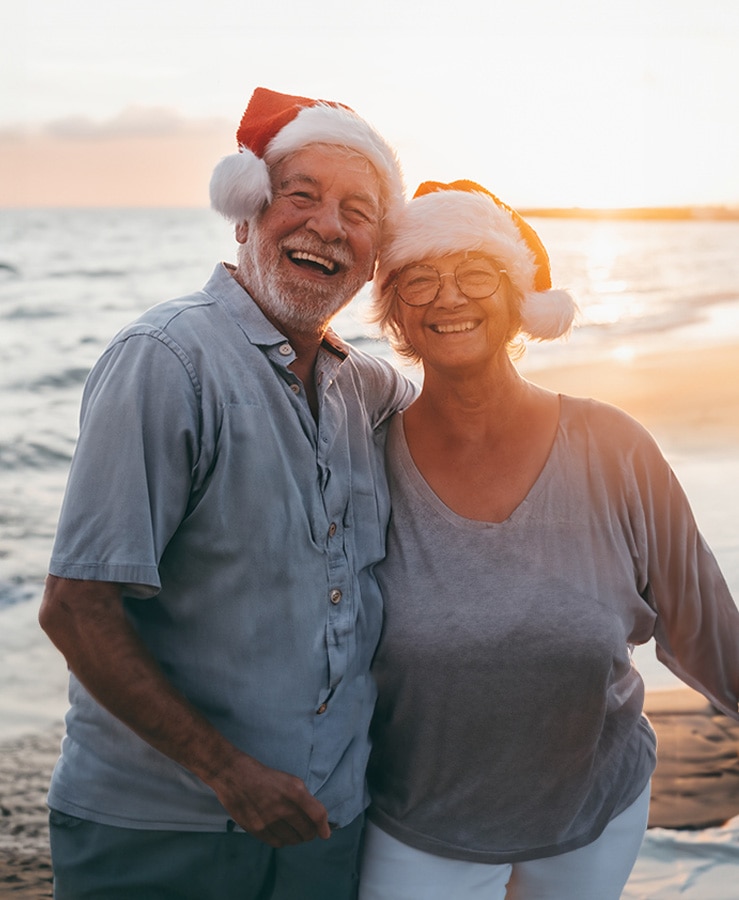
{"left": 264, "top": 102, "right": 404, "bottom": 218}
{"left": 210, "top": 100, "right": 404, "bottom": 225}
{"left": 375, "top": 189, "right": 577, "bottom": 341}
{"left": 209, "top": 146, "right": 272, "bottom": 222}
{"left": 520, "top": 289, "right": 578, "bottom": 340}
{"left": 376, "top": 191, "right": 537, "bottom": 294}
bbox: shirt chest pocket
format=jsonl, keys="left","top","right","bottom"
{"left": 344, "top": 434, "right": 392, "bottom": 569}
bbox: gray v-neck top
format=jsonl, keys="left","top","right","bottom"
{"left": 367, "top": 396, "right": 739, "bottom": 863}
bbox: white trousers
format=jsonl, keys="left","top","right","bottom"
{"left": 359, "top": 783, "right": 650, "bottom": 900}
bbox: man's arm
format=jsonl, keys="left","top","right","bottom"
{"left": 39, "top": 575, "right": 331, "bottom": 847}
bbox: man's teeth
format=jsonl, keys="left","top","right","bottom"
{"left": 431, "top": 321, "right": 477, "bottom": 333}
{"left": 289, "top": 251, "right": 337, "bottom": 274}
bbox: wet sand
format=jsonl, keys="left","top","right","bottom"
{"left": 522, "top": 340, "right": 739, "bottom": 452}
{"left": 645, "top": 689, "right": 739, "bottom": 830}
{"left": 0, "top": 727, "right": 59, "bottom": 898}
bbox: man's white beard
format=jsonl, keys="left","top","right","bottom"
{"left": 237, "top": 223, "right": 370, "bottom": 336}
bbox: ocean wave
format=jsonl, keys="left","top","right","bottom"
{"left": 19, "top": 368, "right": 91, "bottom": 392}
{"left": 44, "top": 268, "right": 129, "bottom": 280}
{"left": 0, "top": 579, "right": 38, "bottom": 611}
{"left": 689, "top": 289, "right": 739, "bottom": 307}
{"left": 0, "top": 438, "right": 74, "bottom": 469}
{"left": 1, "top": 304, "right": 65, "bottom": 321}
{"left": 579, "top": 308, "right": 707, "bottom": 337}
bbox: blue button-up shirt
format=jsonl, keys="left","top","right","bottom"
{"left": 48, "top": 263, "right": 416, "bottom": 830}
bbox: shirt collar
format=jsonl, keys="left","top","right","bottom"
{"left": 206, "top": 263, "right": 349, "bottom": 363}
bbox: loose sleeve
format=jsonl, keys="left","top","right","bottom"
{"left": 630, "top": 429, "right": 739, "bottom": 720}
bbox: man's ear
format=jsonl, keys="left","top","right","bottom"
{"left": 235, "top": 221, "right": 249, "bottom": 244}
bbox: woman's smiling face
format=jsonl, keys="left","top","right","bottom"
{"left": 394, "top": 251, "right": 517, "bottom": 374}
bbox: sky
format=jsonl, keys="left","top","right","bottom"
{"left": 3, "top": 0, "right": 739, "bottom": 209}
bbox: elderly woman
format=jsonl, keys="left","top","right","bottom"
{"left": 359, "top": 180, "right": 739, "bottom": 900}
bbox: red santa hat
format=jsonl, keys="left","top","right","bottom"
{"left": 375, "top": 179, "right": 577, "bottom": 340}
{"left": 210, "top": 87, "right": 404, "bottom": 223}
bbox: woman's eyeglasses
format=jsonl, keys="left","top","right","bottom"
{"left": 394, "top": 258, "right": 508, "bottom": 307}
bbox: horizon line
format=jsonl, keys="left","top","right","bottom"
{"left": 3, "top": 203, "right": 739, "bottom": 221}
{"left": 517, "top": 204, "right": 739, "bottom": 221}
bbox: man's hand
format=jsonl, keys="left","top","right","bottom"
{"left": 210, "top": 752, "right": 331, "bottom": 847}
{"left": 40, "top": 575, "right": 331, "bottom": 848}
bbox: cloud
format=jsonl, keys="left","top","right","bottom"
{"left": 0, "top": 107, "right": 231, "bottom": 142}
{"left": 51, "top": 106, "right": 232, "bottom": 139}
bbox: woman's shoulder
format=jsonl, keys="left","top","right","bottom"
{"left": 559, "top": 394, "right": 662, "bottom": 458}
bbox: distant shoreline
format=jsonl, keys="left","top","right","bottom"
{"left": 3, "top": 205, "right": 739, "bottom": 221}
{"left": 520, "top": 205, "right": 739, "bottom": 221}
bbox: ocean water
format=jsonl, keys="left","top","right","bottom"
{"left": 1, "top": 208, "right": 739, "bottom": 736}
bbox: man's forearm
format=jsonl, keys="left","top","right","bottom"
{"left": 39, "top": 575, "right": 239, "bottom": 781}
{"left": 39, "top": 575, "right": 330, "bottom": 846}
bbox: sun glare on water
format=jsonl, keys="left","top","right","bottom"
{"left": 574, "top": 227, "right": 648, "bottom": 329}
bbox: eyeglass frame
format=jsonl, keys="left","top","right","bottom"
{"left": 392, "top": 256, "right": 509, "bottom": 308}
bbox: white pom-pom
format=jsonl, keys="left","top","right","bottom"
{"left": 209, "top": 150, "right": 272, "bottom": 222}
{"left": 521, "top": 289, "right": 579, "bottom": 340}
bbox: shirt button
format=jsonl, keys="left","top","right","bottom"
{"left": 330, "top": 589, "right": 342, "bottom": 605}
{"left": 290, "top": 383, "right": 300, "bottom": 394}
{"left": 278, "top": 343, "right": 292, "bottom": 356}
{"left": 316, "top": 703, "right": 328, "bottom": 715}
{"left": 328, "top": 522, "right": 337, "bottom": 538}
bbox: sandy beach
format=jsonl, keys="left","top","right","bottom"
{"left": 0, "top": 728, "right": 59, "bottom": 898}
{"left": 2, "top": 339, "right": 738, "bottom": 898}
{"left": 523, "top": 340, "right": 739, "bottom": 453}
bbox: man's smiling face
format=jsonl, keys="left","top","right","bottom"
{"left": 235, "top": 144, "right": 382, "bottom": 337}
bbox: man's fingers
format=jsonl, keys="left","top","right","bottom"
{"left": 239, "top": 791, "right": 330, "bottom": 847}
{"left": 261, "top": 819, "right": 309, "bottom": 848}
{"left": 218, "top": 757, "right": 331, "bottom": 846}
{"left": 270, "top": 797, "right": 329, "bottom": 844}
{"left": 300, "top": 791, "right": 331, "bottom": 839}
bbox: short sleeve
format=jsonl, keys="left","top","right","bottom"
{"left": 49, "top": 326, "right": 202, "bottom": 596}
{"left": 348, "top": 347, "right": 418, "bottom": 429}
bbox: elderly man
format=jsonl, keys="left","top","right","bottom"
{"left": 40, "top": 87, "right": 416, "bottom": 900}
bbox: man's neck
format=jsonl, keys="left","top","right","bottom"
{"left": 230, "top": 265, "right": 325, "bottom": 416}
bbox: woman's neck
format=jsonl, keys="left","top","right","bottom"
{"left": 402, "top": 357, "right": 561, "bottom": 523}
{"left": 411, "top": 355, "right": 534, "bottom": 444}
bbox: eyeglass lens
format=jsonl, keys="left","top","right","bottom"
{"left": 396, "top": 258, "right": 503, "bottom": 306}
